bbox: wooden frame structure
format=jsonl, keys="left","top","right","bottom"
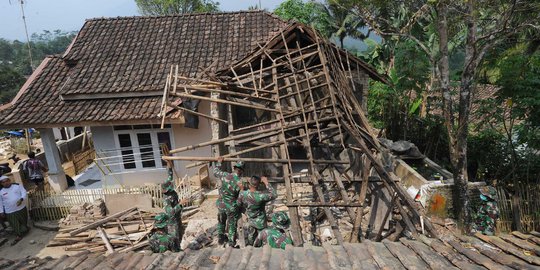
{"left": 161, "top": 23, "right": 437, "bottom": 246}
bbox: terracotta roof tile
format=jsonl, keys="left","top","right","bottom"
{"left": 0, "top": 11, "right": 288, "bottom": 127}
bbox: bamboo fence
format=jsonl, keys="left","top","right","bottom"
{"left": 28, "top": 185, "right": 163, "bottom": 221}
{"left": 496, "top": 183, "right": 540, "bottom": 233}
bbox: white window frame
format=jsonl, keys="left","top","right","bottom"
{"left": 113, "top": 125, "right": 174, "bottom": 171}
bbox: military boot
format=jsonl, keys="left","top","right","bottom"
{"left": 218, "top": 234, "right": 227, "bottom": 245}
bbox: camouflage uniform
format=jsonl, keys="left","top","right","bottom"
{"left": 213, "top": 161, "right": 243, "bottom": 245}
{"left": 149, "top": 213, "right": 179, "bottom": 253}
{"left": 472, "top": 186, "right": 499, "bottom": 236}
{"left": 162, "top": 168, "right": 183, "bottom": 248}
{"left": 253, "top": 212, "right": 292, "bottom": 249}
{"left": 238, "top": 183, "right": 277, "bottom": 245}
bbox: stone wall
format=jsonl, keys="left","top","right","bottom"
{"left": 426, "top": 182, "right": 484, "bottom": 219}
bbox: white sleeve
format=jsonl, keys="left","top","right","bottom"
{"left": 0, "top": 192, "right": 4, "bottom": 214}
{"left": 19, "top": 185, "right": 27, "bottom": 201}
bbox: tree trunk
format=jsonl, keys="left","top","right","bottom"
{"left": 436, "top": 1, "right": 471, "bottom": 227}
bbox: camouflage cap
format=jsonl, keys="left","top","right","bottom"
{"left": 161, "top": 182, "right": 175, "bottom": 193}
{"left": 154, "top": 213, "right": 168, "bottom": 229}
{"left": 272, "top": 211, "right": 290, "bottom": 230}
{"left": 249, "top": 175, "right": 261, "bottom": 186}
{"left": 479, "top": 186, "right": 497, "bottom": 200}
{"left": 233, "top": 161, "right": 245, "bottom": 170}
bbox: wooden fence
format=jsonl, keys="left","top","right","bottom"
{"left": 28, "top": 185, "right": 163, "bottom": 221}
{"left": 496, "top": 182, "right": 540, "bottom": 233}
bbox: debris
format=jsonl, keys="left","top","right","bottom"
{"left": 209, "top": 255, "right": 220, "bottom": 264}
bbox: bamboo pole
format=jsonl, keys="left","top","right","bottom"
{"left": 170, "top": 92, "right": 279, "bottom": 112}
{"left": 162, "top": 156, "right": 348, "bottom": 164}
{"left": 166, "top": 102, "right": 227, "bottom": 124}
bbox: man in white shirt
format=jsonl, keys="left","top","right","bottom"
{"left": 0, "top": 175, "right": 29, "bottom": 245}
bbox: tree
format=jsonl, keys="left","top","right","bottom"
{"left": 0, "top": 65, "right": 24, "bottom": 104}
{"left": 353, "top": 0, "right": 539, "bottom": 227}
{"left": 318, "top": 0, "right": 368, "bottom": 48}
{"left": 0, "top": 30, "right": 76, "bottom": 103}
{"left": 135, "top": 0, "right": 219, "bottom": 16}
{"left": 274, "top": 0, "right": 333, "bottom": 38}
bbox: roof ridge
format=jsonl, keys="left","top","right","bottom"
{"left": 85, "top": 10, "right": 280, "bottom": 22}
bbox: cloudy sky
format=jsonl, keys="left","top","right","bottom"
{"left": 1, "top": 0, "right": 284, "bottom": 40}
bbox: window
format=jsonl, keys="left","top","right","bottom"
{"left": 114, "top": 125, "right": 173, "bottom": 170}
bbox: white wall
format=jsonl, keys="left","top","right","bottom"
{"left": 171, "top": 100, "right": 213, "bottom": 178}
{"left": 89, "top": 101, "right": 213, "bottom": 187}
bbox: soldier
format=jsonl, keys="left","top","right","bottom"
{"left": 162, "top": 166, "right": 185, "bottom": 249}
{"left": 213, "top": 156, "right": 244, "bottom": 247}
{"left": 238, "top": 175, "right": 276, "bottom": 246}
{"left": 472, "top": 186, "right": 499, "bottom": 236}
{"left": 254, "top": 211, "right": 293, "bottom": 249}
{"left": 149, "top": 213, "right": 179, "bottom": 253}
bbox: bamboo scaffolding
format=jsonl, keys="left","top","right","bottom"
{"left": 158, "top": 22, "right": 439, "bottom": 245}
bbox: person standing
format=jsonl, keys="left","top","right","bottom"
{"left": 254, "top": 211, "right": 293, "bottom": 249}
{"left": 238, "top": 175, "right": 276, "bottom": 246}
{"left": 0, "top": 175, "right": 29, "bottom": 245}
{"left": 213, "top": 156, "right": 244, "bottom": 247}
{"left": 472, "top": 186, "right": 499, "bottom": 236}
{"left": 23, "top": 152, "right": 47, "bottom": 191}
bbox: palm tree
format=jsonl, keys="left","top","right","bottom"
{"left": 318, "top": 0, "right": 368, "bottom": 48}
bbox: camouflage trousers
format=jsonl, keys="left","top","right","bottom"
{"left": 246, "top": 225, "right": 263, "bottom": 246}
{"left": 217, "top": 208, "right": 240, "bottom": 244}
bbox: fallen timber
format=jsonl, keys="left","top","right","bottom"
{"left": 160, "top": 22, "right": 436, "bottom": 245}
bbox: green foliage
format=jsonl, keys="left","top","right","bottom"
{"left": 496, "top": 45, "right": 540, "bottom": 136}
{"left": 468, "top": 128, "right": 540, "bottom": 183}
{"left": 274, "top": 0, "right": 332, "bottom": 38}
{"left": 135, "top": 0, "right": 219, "bottom": 16}
{"left": 317, "top": 0, "right": 367, "bottom": 48}
{"left": 0, "top": 30, "right": 75, "bottom": 104}
{"left": 0, "top": 65, "right": 24, "bottom": 104}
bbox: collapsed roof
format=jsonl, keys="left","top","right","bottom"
{"left": 161, "top": 22, "right": 434, "bottom": 245}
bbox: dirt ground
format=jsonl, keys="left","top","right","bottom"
{"left": 0, "top": 223, "right": 79, "bottom": 260}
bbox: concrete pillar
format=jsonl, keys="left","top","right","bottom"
{"left": 38, "top": 128, "right": 67, "bottom": 192}
{"left": 210, "top": 92, "right": 221, "bottom": 157}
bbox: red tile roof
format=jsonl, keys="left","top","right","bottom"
{"left": 0, "top": 11, "right": 288, "bottom": 128}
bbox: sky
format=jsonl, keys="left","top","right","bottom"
{"left": 0, "top": 0, "right": 284, "bottom": 41}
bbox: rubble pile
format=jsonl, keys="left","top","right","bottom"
{"left": 60, "top": 199, "right": 107, "bottom": 226}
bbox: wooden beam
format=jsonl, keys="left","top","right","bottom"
{"left": 70, "top": 207, "right": 137, "bottom": 236}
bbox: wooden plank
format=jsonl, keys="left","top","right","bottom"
{"left": 304, "top": 247, "right": 322, "bottom": 270}
{"left": 366, "top": 240, "right": 406, "bottom": 269}
{"left": 351, "top": 156, "right": 371, "bottom": 243}
{"left": 343, "top": 243, "right": 379, "bottom": 270}
{"left": 512, "top": 231, "right": 540, "bottom": 246}
{"left": 236, "top": 245, "right": 253, "bottom": 270}
{"left": 450, "top": 233, "right": 533, "bottom": 270}
{"left": 383, "top": 240, "right": 429, "bottom": 270}
{"left": 322, "top": 243, "right": 352, "bottom": 270}
{"left": 260, "top": 244, "right": 272, "bottom": 270}
{"left": 475, "top": 233, "right": 540, "bottom": 265}
{"left": 97, "top": 227, "right": 114, "bottom": 254}
{"left": 272, "top": 65, "right": 303, "bottom": 247}
{"left": 215, "top": 247, "right": 233, "bottom": 270}
{"left": 499, "top": 234, "right": 540, "bottom": 256}
{"left": 165, "top": 251, "right": 186, "bottom": 270}
{"left": 400, "top": 239, "right": 458, "bottom": 269}
{"left": 69, "top": 207, "right": 137, "bottom": 236}
{"left": 417, "top": 236, "right": 486, "bottom": 270}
